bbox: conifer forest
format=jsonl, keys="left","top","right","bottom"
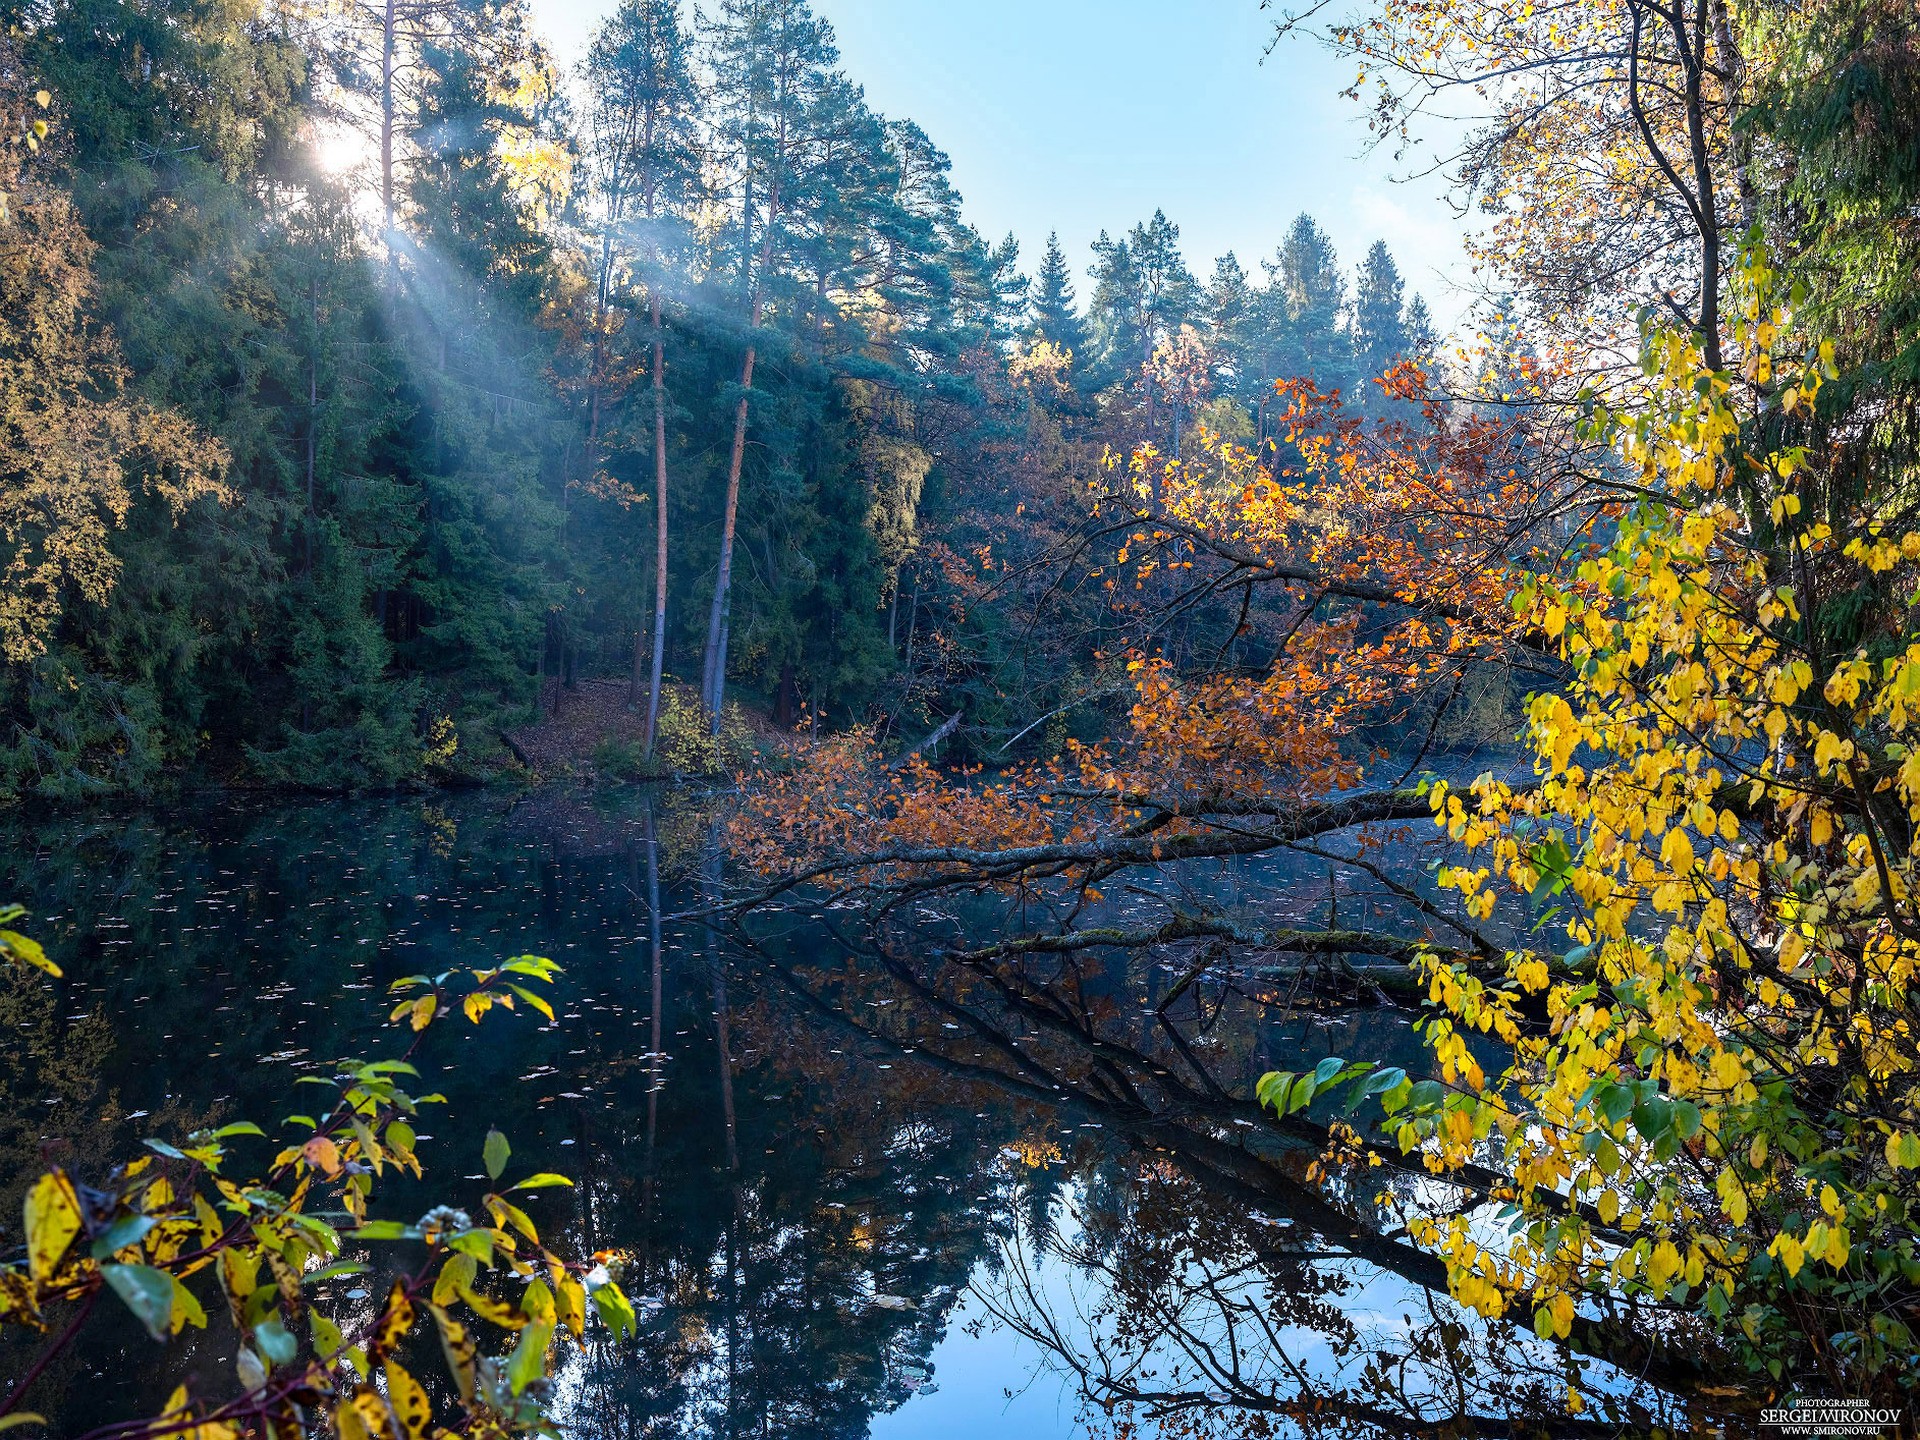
{"left": 3, "top": 0, "right": 1920, "bottom": 1435}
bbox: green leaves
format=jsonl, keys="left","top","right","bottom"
{"left": 253, "top": 1317, "right": 297, "bottom": 1367}
{"left": 102, "top": 1264, "right": 176, "bottom": 1342}
{"left": 507, "top": 1173, "right": 573, "bottom": 1192}
{"left": 506, "top": 1320, "right": 552, "bottom": 1394}
{"left": 1595, "top": 1083, "right": 1634, "bottom": 1126}
{"left": 483, "top": 1129, "right": 511, "bottom": 1182}
{"left": 1524, "top": 833, "right": 1574, "bottom": 902}
{"left": 1670, "top": 1100, "right": 1702, "bottom": 1142}
{"left": 501, "top": 955, "right": 562, "bottom": 984}
{"left": 1255, "top": 1057, "right": 1376, "bottom": 1118}
{"left": 1363, "top": 1066, "right": 1413, "bottom": 1114}
{"left": 0, "top": 915, "right": 575, "bottom": 1438}
{"left": 351, "top": 1220, "right": 419, "bottom": 1241}
{"left": 305, "top": 1261, "right": 369, "bottom": 1284}
{"left": 448, "top": 1230, "right": 494, "bottom": 1264}
{"left": 1585, "top": 1078, "right": 1701, "bottom": 1154}
{"left": 89, "top": 1213, "right": 157, "bottom": 1259}
{"left": 589, "top": 1279, "right": 636, "bottom": 1344}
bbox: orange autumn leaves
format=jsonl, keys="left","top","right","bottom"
{"left": 733, "top": 367, "right": 1573, "bottom": 891}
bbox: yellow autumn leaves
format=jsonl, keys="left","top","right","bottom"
{"left": 1382, "top": 241, "right": 1920, "bottom": 1388}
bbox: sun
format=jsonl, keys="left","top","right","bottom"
{"left": 311, "top": 116, "right": 376, "bottom": 179}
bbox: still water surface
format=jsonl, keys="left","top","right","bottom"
{"left": 0, "top": 787, "right": 1691, "bottom": 1437}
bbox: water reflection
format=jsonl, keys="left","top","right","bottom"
{"left": 0, "top": 789, "right": 1720, "bottom": 1436}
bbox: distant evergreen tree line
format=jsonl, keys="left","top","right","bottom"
{"left": 0, "top": 0, "right": 1441, "bottom": 800}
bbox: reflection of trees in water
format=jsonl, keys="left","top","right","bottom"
{"left": 974, "top": 1163, "right": 1664, "bottom": 1438}
{"left": 546, "top": 1097, "right": 1015, "bottom": 1438}
{"left": 0, "top": 792, "right": 1715, "bottom": 1435}
{"left": 0, "top": 793, "right": 1034, "bottom": 1440}
{"left": 742, "top": 908, "right": 1713, "bottom": 1436}
{"left": 520, "top": 818, "right": 1045, "bottom": 1438}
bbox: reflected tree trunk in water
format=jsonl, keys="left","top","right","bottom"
{"left": 702, "top": 821, "right": 742, "bottom": 1439}
{"left": 640, "top": 798, "right": 664, "bottom": 1280}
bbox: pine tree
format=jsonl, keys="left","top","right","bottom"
{"left": 1085, "top": 227, "right": 1141, "bottom": 389}
{"left": 868, "top": 118, "right": 978, "bottom": 361}
{"left": 1028, "top": 230, "right": 1085, "bottom": 359}
{"left": 308, "top": 0, "right": 474, "bottom": 234}
{"left": 1205, "top": 251, "right": 1252, "bottom": 396}
{"left": 1085, "top": 211, "right": 1196, "bottom": 400}
{"left": 581, "top": 0, "right": 701, "bottom": 756}
{"left": 1350, "top": 239, "right": 1409, "bottom": 410}
{"left": 792, "top": 76, "right": 914, "bottom": 349}
{"left": 1130, "top": 209, "right": 1198, "bottom": 376}
{"left": 1404, "top": 292, "right": 1439, "bottom": 368}
{"left": 699, "top": 0, "right": 839, "bottom": 728}
{"left": 1254, "top": 213, "right": 1349, "bottom": 395}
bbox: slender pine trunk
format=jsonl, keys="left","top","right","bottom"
{"left": 644, "top": 287, "right": 669, "bottom": 757}
{"left": 380, "top": 0, "right": 396, "bottom": 234}
{"left": 640, "top": 802, "right": 663, "bottom": 1274}
{"left": 701, "top": 117, "right": 786, "bottom": 733}
{"left": 304, "top": 275, "right": 318, "bottom": 577}
{"left": 701, "top": 348, "right": 755, "bottom": 721}
{"left": 586, "top": 233, "right": 611, "bottom": 492}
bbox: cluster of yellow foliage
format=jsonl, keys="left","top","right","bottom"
{"left": 1397, "top": 242, "right": 1920, "bottom": 1388}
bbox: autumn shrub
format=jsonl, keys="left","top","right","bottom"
{"left": 0, "top": 925, "right": 640, "bottom": 1437}
{"left": 1267, "top": 242, "right": 1920, "bottom": 1400}
{"left": 655, "top": 688, "right": 753, "bottom": 775}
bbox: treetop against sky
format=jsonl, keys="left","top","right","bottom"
{"left": 531, "top": 0, "right": 1477, "bottom": 333}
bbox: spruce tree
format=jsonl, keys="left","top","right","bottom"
{"left": 1404, "top": 293, "right": 1440, "bottom": 368}
{"left": 1028, "top": 230, "right": 1085, "bottom": 359}
{"left": 1350, "top": 239, "right": 1409, "bottom": 409}
{"left": 1255, "top": 213, "right": 1349, "bottom": 393}
{"left": 986, "top": 232, "right": 1028, "bottom": 343}
{"left": 397, "top": 15, "right": 561, "bottom": 712}
{"left": 1205, "top": 251, "right": 1252, "bottom": 396}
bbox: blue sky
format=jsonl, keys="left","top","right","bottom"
{"left": 531, "top": 0, "right": 1477, "bottom": 332}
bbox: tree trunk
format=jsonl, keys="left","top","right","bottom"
{"left": 305, "top": 274, "right": 318, "bottom": 577}
{"left": 701, "top": 131, "right": 786, "bottom": 733}
{"left": 644, "top": 288, "right": 669, "bottom": 758}
{"left": 774, "top": 663, "right": 797, "bottom": 730}
{"left": 640, "top": 802, "right": 664, "bottom": 1274}
{"left": 701, "top": 346, "right": 755, "bottom": 724}
{"left": 703, "top": 824, "right": 739, "bottom": 1173}
{"left": 587, "top": 233, "right": 613, "bottom": 495}
{"left": 381, "top": 0, "right": 396, "bottom": 234}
